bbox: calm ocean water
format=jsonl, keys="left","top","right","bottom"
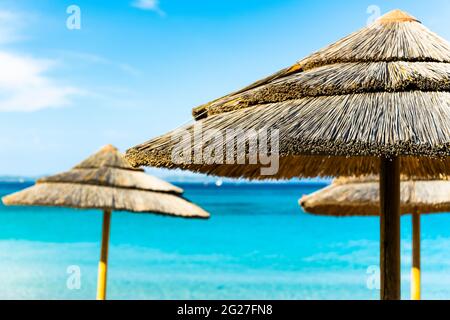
{"left": 1, "top": 181, "right": 450, "bottom": 300}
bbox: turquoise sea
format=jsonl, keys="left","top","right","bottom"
{"left": 1, "top": 180, "right": 450, "bottom": 300}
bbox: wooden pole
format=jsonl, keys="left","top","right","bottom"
{"left": 96, "top": 209, "right": 111, "bottom": 300}
{"left": 411, "top": 209, "right": 421, "bottom": 300}
{"left": 379, "top": 157, "right": 401, "bottom": 300}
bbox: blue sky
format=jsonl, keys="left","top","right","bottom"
{"left": 1, "top": 0, "right": 450, "bottom": 176}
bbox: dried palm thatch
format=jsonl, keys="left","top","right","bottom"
{"left": 1, "top": 144, "right": 209, "bottom": 300}
{"left": 126, "top": 10, "right": 450, "bottom": 300}
{"left": 300, "top": 177, "right": 450, "bottom": 216}
{"left": 299, "top": 175, "right": 449, "bottom": 300}
{"left": 126, "top": 10, "right": 450, "bottom": 179}
{"left": 2, "top": 145, "right": 209, "bottom": 219}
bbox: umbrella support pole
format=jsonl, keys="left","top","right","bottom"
{"left": 379, "top": 157, "right": 401, "bottom": 300}
{"left": 96, "top": 209, "right": 111, "bottom": 300}
{"left": 411, "top": 209, "right": 421, "bottom": 300}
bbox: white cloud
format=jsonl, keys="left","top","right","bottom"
{"left": 0, "top": 10, "right": 80, "bottom": 112}
{"left": 132, "top": 0, "right": 165, "bottom": 16}
{"left": 0, "top": 52, "right": 80, "bottom": 112}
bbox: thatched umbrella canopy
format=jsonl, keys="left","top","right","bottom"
{"left": 300, "top": 176, "right": 450, "bottom": 216}
{"left": 126, "top": 9, "right": 450, "bottom": 299}
{"left": 300, "top": 177, "right": 450, "bottom": 300}
{"left": 2, "top": 145, "right": 209, "bottom": 300}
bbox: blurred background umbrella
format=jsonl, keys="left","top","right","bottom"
{"left": 126, "top": 10, "right": 450, "bottom": 299}
{"left": 2, "top": 145, "right": 209, "bottom": 300}
{"left": 300, "top": 176, "right": 450, "bottom": 300}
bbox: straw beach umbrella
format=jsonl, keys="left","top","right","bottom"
{"left": 2, "top": 145, "right": 209, "bottom": 300}
{"left": 300, "top": 177, "right": 450, "bottom": 300}
{"left": 126, "top": 10, "right": 450, "bottom": 299}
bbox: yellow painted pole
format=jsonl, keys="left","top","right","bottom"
{"left": 97, "top": 209, "right": 112, "bottom": 300}
{"left": 411, "top": 209, "right": 421, "bottom": 300}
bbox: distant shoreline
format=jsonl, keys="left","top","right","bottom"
{"left": 0, "top": 176, "right": 331, "bottom": 187}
